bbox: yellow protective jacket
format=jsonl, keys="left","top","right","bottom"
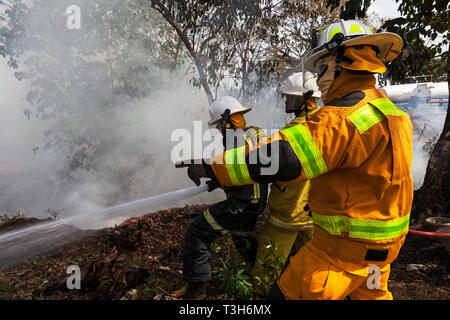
{"left": 267, "top": 99, "right": 319, "bottom": 230}
{"left": 208, "top": 71, "right": 413, "bottom": 268}
{"left": 252, "top": 100, "right": 318, "bottom": 294}
{"left": 223, "top": 126, "right": 267, "bottom": 206}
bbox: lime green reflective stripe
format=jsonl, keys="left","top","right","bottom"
{"left": 203, "top": 209, "right": 228, "bottom": 236}
{"left": 329, "top": 27, "right": 343, "bottom": 40}
{"left": 224, "top": 146, "right": 253, "bottom": 185}
{"left": 281, "top": 124, "right": 328, "bottom": 179}
{"left": 348, "top": 104, "right": 386, "bottom": 134}
{"left": 350, "top": 24, "right": 363, "bottom": 33}
{"left": 348, "top": 98, "right": 407, "bottom": 134}
{"left": 312, "top": 212, "right": 410, "bottom": 240}
{"left": 369, "top": 98, "right": 407, "bottom": 117}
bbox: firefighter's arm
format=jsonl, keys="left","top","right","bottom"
{"left": 205, "top": 110, "right": 352, "bottom": 187}
{"left": 205, "top": 132, "right": 303, "bottom": 186}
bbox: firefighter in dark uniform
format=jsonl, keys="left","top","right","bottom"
{"left": 173, "top": 96, "right": 268, "bottom": 300}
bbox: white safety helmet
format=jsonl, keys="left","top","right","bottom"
{"left": 302, "top": 19, "right": 403, "bottom": 90}
{"left": 279, "top": 72, "right": 321, "bottom": 98}
{"left": 208, "top": 96, "right": 251, "bottom": 127}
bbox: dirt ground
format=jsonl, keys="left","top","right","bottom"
{"left": 0, "top": 206, "right": 448, "bottom": 300}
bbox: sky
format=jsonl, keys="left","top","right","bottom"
{"left": 368, "top": 0, "right": 401, "bottom": 19}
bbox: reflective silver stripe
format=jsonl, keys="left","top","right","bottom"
{"left": 268, "top": 215, "right": 313, "bottom": 230}
{"left": 203, "top": 209, "right": 228, "bottom": 236}
{"left": 251, "top": 183, "right": 260, "bottom": 204}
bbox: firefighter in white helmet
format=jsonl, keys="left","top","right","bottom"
{"left": 251, "top": 72, "right": 322, "bottom": 296}
{"left": 173, "top": 96, "right": 268, "bottom": 300}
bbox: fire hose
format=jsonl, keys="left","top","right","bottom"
{"left": 408, "top": 226, "right": 450, "bottom": 238}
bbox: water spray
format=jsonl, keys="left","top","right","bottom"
{"left": 0, "top": 184, "right": 209, "bottom": 266}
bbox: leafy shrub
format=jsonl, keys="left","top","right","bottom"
{"left": 212, "top": 235, "right": 255, "bottom": 300}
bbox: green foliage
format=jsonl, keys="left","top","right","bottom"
{"left": 212, "top": 235, "right": 255, "bottom": 300}
{"left": 252, "top": 0, "right": 339, "bottom": 92}
{"left": 147, "top": 0, "right": 339, "bottom": 103}
{"left": 381, "top": 0, "right": 448, "bottom": 83}
{"left": 393, "top": 0, "right": 448, "bottom": 44}
{"left": 383, "top": 37, "right": 447, "bottom": 83}
{"left": 145, "top": 0, "right": 262, "bottom": 103}
{"left": 326, "top": 0, "right": 448, "bottom": 83}
{"left": 326, "top": 0, "right": 372, "bottom": 19}
{"left": 212, "top": 238, "right": 285, "bottom": 299}
{"left": 252, "top": 240, "right": 285, "bottom": 297}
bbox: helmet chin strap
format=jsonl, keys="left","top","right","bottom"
{"left": 334, "top": 46, "right": 346, "bottom": 80}
{"left": 295, "top": 90, "right": 314, "bottom": 119}
{"left": 218, "top": 109, "right": 232, "bottom": 132}
{"left": 304, "top": 90, "right": 314, "bottom": 101}
{"left": 324, "top": 33, "right": 346, "bottom": 81}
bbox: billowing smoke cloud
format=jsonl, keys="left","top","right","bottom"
{"left": 0, "top": 0, "right": 287, "bottom": 224}
{"left": 0, "top": 0, "right": 221, "bottom": 220}
{"left": 0, "top": 59, "right": 224, "bottom": 219}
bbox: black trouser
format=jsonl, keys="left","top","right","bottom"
{"left": 268, "top": 281, "right": 286, "bottom": 300}
{"left": 182, "top": 199, "right": 260, "bottom": 282}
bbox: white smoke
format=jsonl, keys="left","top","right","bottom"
{"left": 1, "top": 0, "right": 445, "bottom": 225}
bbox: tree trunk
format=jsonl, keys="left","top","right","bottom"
{"left": 411, "top": 48, "right": 450, "bottom": 224}
{"left": 150, "top": 2, "right": 214, "bottom": 104}
{"left": 193, "top": 55, "right": 214, "bottom": 105}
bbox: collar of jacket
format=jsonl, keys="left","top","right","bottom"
{"left": 324, "top": 71, "right": 376, "bottom": 105}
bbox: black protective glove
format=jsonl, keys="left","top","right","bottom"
{"left": 206, "top": 180, "right": 219, "bottom": 192}
{"left": 175, "top": 160, "right": 220, "bottom": 191}
{"left": 187, "top": 163, "right": 207, "bottom": 186}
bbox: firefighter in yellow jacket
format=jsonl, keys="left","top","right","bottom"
{"left": 182, "top": 20, "right": 412, "bottom": 300}
{"left": 252, "top": 72, "right": 321, "bottom": 295}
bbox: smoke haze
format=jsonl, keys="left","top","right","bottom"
{"left": 0, "top": 1, "right": 446, "bottom": 227}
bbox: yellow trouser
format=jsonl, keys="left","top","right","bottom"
{"left": 251, "top": 114, "right": 317, "bottom": 296}
{"left": 251, "top": 221, "right": 313, "bottom": 295}
{"left": 277, "top": 241, "right": 393, "bottom": 300}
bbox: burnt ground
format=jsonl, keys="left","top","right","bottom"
{"left": 0, "top": 206, "right": 448, "bottom": 300}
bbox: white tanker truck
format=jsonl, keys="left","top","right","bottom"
{"left": 378, "top": 81, "right": 448, "bottom": 108}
